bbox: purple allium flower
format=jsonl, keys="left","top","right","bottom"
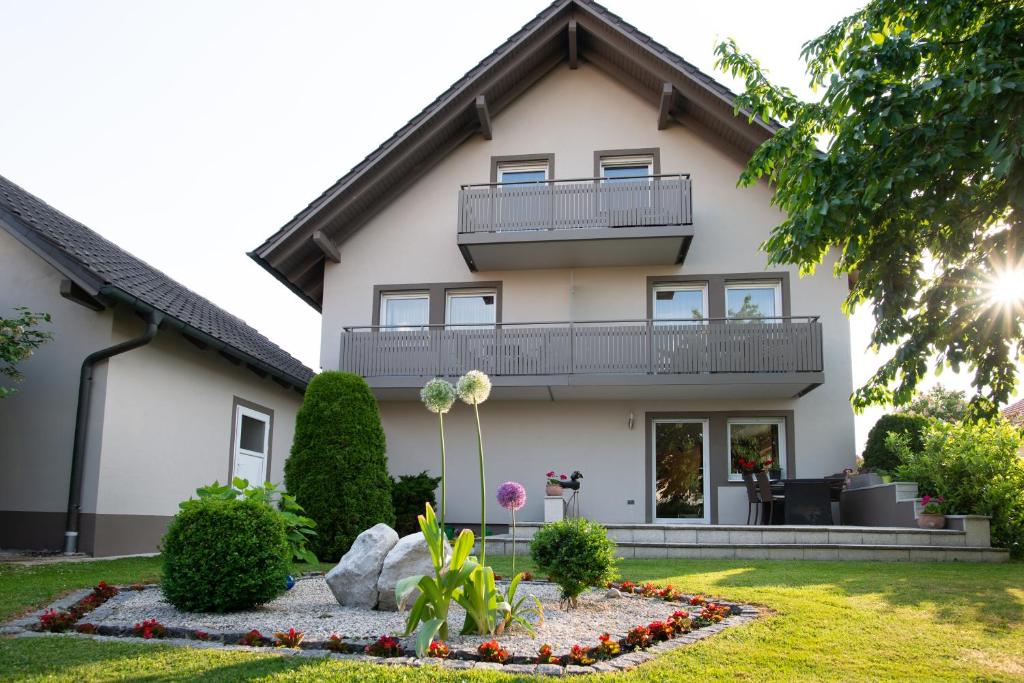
{"left": 496, "top": 481, "right": 526, "bottom": 511}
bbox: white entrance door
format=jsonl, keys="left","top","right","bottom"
{"left": 651, "top": 419, "right": 710, "bottom": 523}
{"left": 233, "top": 406, "right": 270, "bottom": 484}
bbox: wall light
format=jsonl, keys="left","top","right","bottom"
{"left": 627, "top": 412, "right": 635, "bottom": 430}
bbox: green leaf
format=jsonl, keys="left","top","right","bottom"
{"left": 416, "top": 618, "right": 444, "bottom": 658}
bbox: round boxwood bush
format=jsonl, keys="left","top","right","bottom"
{"left": 863, "top": 414, "right": 930, "bottom": 473}
{"left": 161, "top": 497, "right": 290, "bottom": 612}
{"left": 530, "top": 518, "right": 616, "bottom": 606}
{"left": 285, "top": 372, "right": 395, "bottom": 560}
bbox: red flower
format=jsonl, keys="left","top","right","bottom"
{"left": 546, "top": 470, "right": 555, "bottom": 477}
{"left": 478, "top": 639, "right": 510, "bottom": 663}
{"left": 560, "top": 474, "right": 568, "bottom": 480}
{"left": 569, "top": 643, "right": 595, "bottom": 665}
{"left": 536, "top": 643, "right": 557, "bottom": 664}
{"left": 427, "top": 640, "right": 450, "bottom": 659}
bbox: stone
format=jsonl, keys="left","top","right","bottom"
{"left": 605, "top": 588, "right": 622, "bottom": 599}
{"left": 325, "top": 523, "right": 399, "bottom": 609}
{"left": 376, "top": 532, "right": 451, "bottom": 611}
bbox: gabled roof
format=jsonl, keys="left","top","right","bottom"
{"left": 250, "top": 0, "right": 779, "bottom": 310}
{"left": 0, "top": 174, "right": 315, "bottom": 390}
{"left": 1003, "top": 398, "right": 1024, "bottom": 426}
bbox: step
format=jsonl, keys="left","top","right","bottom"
{"left": 483, "top": 538, "right": 1009, "bottom": 563}
{"left": 508, "top": 523, "right": 971, "bottom": 548}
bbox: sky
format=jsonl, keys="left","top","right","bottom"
{"left": 1, "top": 0, "right": 1018, "bottom": 450}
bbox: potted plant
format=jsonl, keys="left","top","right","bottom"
{"left": 917, "top": 494, "right": 947, "bottom": 529}
{"left": 545, "top": 470, "right": 566, "bottom": 496}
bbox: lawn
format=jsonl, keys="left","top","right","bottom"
{"left": 1, "top": 556, "right": 1022, "bottom": 682}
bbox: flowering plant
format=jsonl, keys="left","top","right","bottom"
{"left": 689, "top": 594, "right": 707, "bottom": 606}
{"left": 458, "top": 370, "right": 492, "bottom": 564}
{"left": 40, "top": 607, "right": 75, "bottom": 632}
{"left": 920, "top": 494, "right": 946, "bottom": 515}
{"left": 133, "top": 619, "right": 166, "bottom": 639}
{"left": 568, "top": 643, "right": 595, "bottom": 665}
{"left": 536, "top": 643, "right": 558, "bottom": 664}
{"left": 497, "top": 481, "right": 527, "bottom": 576}
{"left": 639, "top": 582, "right": 658, "bottom": 597}
{"left": 477, "top": 639, "right": 510, "bottom": 663}
{"left": 326, "top": 634, "right": 347, "bottom": 653}
{"left": 668, "top": 610, "right": 692, "bottom": 634}
{"left": 696, "top": 603, "right": 731, "bottom": 625}
{"left": 648, "top": 620, "right": 673, "bottom": 641}
{"left": 366, "top": 634, "right": 403, "bottom": 657}
{"left": 239, "top": 629, "right": 264, "bottom": 646}
{"left": 274, "top": 628, "right": 304, "bottom": 648}
{"left": 618, "top": 580, "right": 637, "bottom": 594}
{"left": 545, "top": 470, "right": 569, "bottom": 486}
{"left": 732, "top": 435, "right": 774, "bottom": 473}
{"left": 625, "top": 625, "right": 652, "bottom": 649}
{"left": 421, "top": 378, "right": 456, "bottom": 531}
{"left": 93, "top": 581, "right": 119, "bottom": 601}
{"left": 192, "top": 630, "right": 211, "bottom": 641}
{"left": 426, "top": 640, "right": 450, "bottom": 659}
{"left": 594, "top": 633, "right": 621, "bottom": 660}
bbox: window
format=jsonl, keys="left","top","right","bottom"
{"left": 727, "top": 418, "right": 785, "bottom": 481}
{"left": 446, "top": 289, "right": 496, "bottom": 328}
{"left": 379, "top": 292, "right": 429, "bottom": 330}
{"left": 600, "top": 155, "right": 654, "bottom": 182}
{"left": 497, "top": 160, "right": 549, "bottom": 184}
{"left": 652, "top": 284, "right": 707, "bottom": 324}
{"left": 232, "top": 404, "right": 271, "bottom": 484}
{"left": 725, "top": 281, "right": 782, "bottom": 321}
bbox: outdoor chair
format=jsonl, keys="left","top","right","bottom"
{"left": 742, "top": 472, "right": 761, "bottom": 524}
{"left": 755, "top": 471, "right": 785, "bottom": 525}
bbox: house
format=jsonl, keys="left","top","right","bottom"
{"left": 0, "top": 175, "right": 313, "bottom": 557}
{"left": 251, "top": 0, "right": 856, "bottom": 527}
{"left": 1002, "top": 398, "right": 1024, "bottom": 427}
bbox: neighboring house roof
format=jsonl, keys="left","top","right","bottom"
{"left": 0, "top": 174, "right": 315, "bottom": 390}
{"left": 249, "top": 0, "right": 780, "bottom": 310}
{"left": 1003, "top": 398, "right": 1024, "bottom": 426}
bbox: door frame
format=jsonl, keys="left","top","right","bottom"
{"left": 649, "top": 417, "right": 711, "bottom": 524}
{"left": 228, "top": 398, "right": 274, "bottom": 484}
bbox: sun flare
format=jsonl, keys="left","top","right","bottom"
{"left": 986, "top": 267, "right": 1024, "bottom": 307}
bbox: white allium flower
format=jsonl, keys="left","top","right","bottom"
{"left": 0, "top": 327, "right": 12, "bottom": 337}
{"left": 457, "top": 369, "right": 492, "bottom": 405}
{"left": 420, "top": 377, "right": 456, "bottom": 414}
{"left": 14, "top": 326, "right": 24, "bottom": 335}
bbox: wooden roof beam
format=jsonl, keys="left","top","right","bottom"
{"left": 312, "top": 229, "right": 340, "bottom": 263}
{"left": 475, "top": 95, "right": 492, "bottom": 140}
{"left": 568, "top": 20, "right": 578, "bottom": 69}
{"left": 658, "top": 82, "right": 674, "bottom": 130}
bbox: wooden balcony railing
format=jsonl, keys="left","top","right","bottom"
{"left": 339, "top": 317, "right": 823, "bottom": 379}
{"left": 457, "top": 174, "right": 692, "bottom": 235}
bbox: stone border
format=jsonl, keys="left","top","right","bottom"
{"left": 3, "top": 581, "right": 760, "bottom": 675}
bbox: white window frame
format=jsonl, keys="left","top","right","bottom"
{"left": 496, "top": 160, "right": 550, "bottom": 184}
{"left": 652, "top": 283, "right": 708, "bottom": 325}
{"left": 726, "top": 417, "right": 787, "bottom": 482}
{"left": 600, "top": 155, "right": 654, "bottom": 182}
{"left": 724, "top": 280, "right": 783, "bottom": 322}
{"left": 445, "top": 288, "right": 497, "bottom": 329}
{"left": 233, "top": 405, "right": 271, "bottom": 484}
{"left": 651, "top": 418, "right": 711, "bottom": 524}
{"left": 379, "top": 291, "right": 430, "bottom": 331}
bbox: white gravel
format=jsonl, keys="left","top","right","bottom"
{"left": 88, "top": 579, "right": 705, "bottom": 657}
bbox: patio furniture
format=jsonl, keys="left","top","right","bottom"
{"left": 755, "top": 471, "right": 785, "bottom": 525}
{"left": 741, "top": 472, "right": 761, "bottom": 524}
{"left": 783, "top": 481, "right": 834, "bottom": 524}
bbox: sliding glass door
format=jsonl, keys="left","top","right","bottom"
{"left": 651, "top": 419, "right": 709, "bottom": 523}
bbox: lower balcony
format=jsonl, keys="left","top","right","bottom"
{"left": 339, "top": 318, "right": 824, "bottom": 400}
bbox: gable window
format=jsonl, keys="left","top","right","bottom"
{"left": 497, "top": 160, "right": 549, "bottom": 185}
{"left": 652, "top": 284, "right": 706, "bottom": 324}
{"left": 380, "top": 292, "right": 430, "bottom": 330}
{"left": 600, "top": 155, "right": 654, "bottom": 182}
{"left": 727, "top": 418, "right": 786, "bottom": 481}
{"left": 232, "top": 404, "right": 271, "bottom": 484}
{"left": 446, "top": 289, "right": 497, "bottom": 328}
{"left": 725, "top": 281, "right": 782, "bottom": 321}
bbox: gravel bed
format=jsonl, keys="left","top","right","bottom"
{"left": 86, "top": 578, "right": 706, "bottom": 656}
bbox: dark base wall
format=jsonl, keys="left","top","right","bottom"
{"left": 0, "top": 511, "right": 171, "bottom": 557}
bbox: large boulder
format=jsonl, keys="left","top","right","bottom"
{"left": 376, "top": 532, "right": 451, "bottom": 611}
{"left": 325, "top": 523, "right": 399, "bottom": 609}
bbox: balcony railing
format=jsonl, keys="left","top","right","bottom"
{"left": 458, "top": 174, "right": 692, "bottom": 235}
{"left": 339, "top": 317, "right": 822, "bottom": 379}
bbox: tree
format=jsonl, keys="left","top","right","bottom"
{"left": 897, "top": 384, "right": 968, "bottom": 422}
{"left": 715, "top": 0, "right": 1024, "bottom": 418}
{"left": 863, "top": 413, "right": 930, "bottom": 472}
{"left": 285, "top": 372, "right": 395, "bottom": 560}
{"left": 0, "top": 307, "right": 52, "bottom": 398}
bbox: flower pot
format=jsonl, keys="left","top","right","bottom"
{"left": 545, "top": 484, "right": 563, "bottom": 496}
{"left": 917, "top": 513, "right": 946, "bottom": 529}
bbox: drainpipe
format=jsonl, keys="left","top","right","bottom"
{"left": 64, "top": 310, "right": 163, "bottom": 555}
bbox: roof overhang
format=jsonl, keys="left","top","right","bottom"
{"left": 250, "top": 0, "right": 778, "bottom": 309}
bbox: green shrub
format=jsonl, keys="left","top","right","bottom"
{"left": 391, "top": 471, "right": 441, "bottom": 537}
{"left": 863, "top": 414, "right": 930, "bottom": 472}
{"left": 530, "top": 519, "right": 616, "bottom": 606}
{"left": 892, "top": 419, "right": 1024, "bottom": 558}
{"left": 285, "top": 371, "right": 395, "bottom": 560}
{"left": 161, "top": 498, "right": 290, "bottom": 612}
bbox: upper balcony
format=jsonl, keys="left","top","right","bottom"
{"left": 457, "top": 174, "right": 693, "bottom": 271}
{"left": 339, "top": 317, "right": 823, "bottom": 401}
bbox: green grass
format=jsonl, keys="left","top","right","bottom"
{"left": 1, "top": 555, "right": 1022, "bottom": 681}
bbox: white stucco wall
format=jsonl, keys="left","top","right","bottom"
{"left": 93, "top": 308, "right": 302, "bottom": 517}
{"left": 318, "top": 62, "right": 856, "bottom": 523}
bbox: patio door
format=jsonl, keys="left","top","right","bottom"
{"left": 651, "top": 419, "right": 710, "bottom": 523}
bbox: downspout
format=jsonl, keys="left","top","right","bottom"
{"left": 64, "top": 310, "right": 163, "bottom": 554}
